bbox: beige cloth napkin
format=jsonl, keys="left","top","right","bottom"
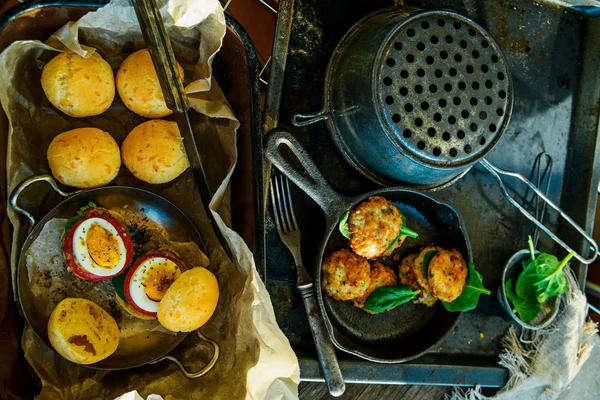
{"left": 450, "top": 269, "right": 597, "bottom": 400}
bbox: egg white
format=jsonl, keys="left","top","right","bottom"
{"left": 72, "top": 217, "right": 127, "bottom": 277}
{"left": 128, "top": 257, "right": 181, "bottom": 313}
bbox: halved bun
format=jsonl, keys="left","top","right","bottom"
{"left": 48, "top": 298, "right": 119, "bottom": 364}
{"left": 157, "top": 267, "right": 218, "bottom": 332}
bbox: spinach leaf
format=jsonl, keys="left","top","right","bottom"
{"left": 364, "top": 284, "right": 420, "bottom": 313}
{"left": 339, "top": 211, "right": 350, "bottom": 239}
{"left": 112, "top": 272, "right": 128, "bottom": 302}
{"left": 505, "top": 278, "right": 540, "bottom": 322}
{"left": 443, "top": 262, "right": 491, "bottom": 312}
{"left": 534, "top": 251, "right": 573, "bottom": 303}
{"left": 63, "top": 202, "right": 99, "bottom": 234}
{"left": 423, "top": 250, "right": 439, "bottom": 276}
{"left": 516, "top": 244, "right": 574, "bottom": 304}
{"left": 399, "top": 211, "right": 418, "bottom": 239}
{"left": 64, "top": 215, "right": 85, "bottom": 234}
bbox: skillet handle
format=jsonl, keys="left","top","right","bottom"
{"left": 298, "top": 283, "right": 345, "bottom": 396}
{"left": 149, "top": 330, "right": 220, "bottom": 379}
{"left": 9, "top": 174, "right": 76, "bottom": 229}
{"left": 265, "top": 129, "right": 352, "bottom": 217}
{"left": 480, "top": 159, "right": 598, "bottom": 264}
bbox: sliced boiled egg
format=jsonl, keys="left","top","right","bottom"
{"left": 124, "top": 253, "right": 186, "bottom": 316}
{"left": 63, "top": 216, "right": 134, "bottom": 281}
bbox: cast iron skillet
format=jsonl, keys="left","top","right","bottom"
{"left": 10, "top": 175, "right": 218, "bottom": 375}
{"left": 266, "top": 130, "right": 472, "bottom": 363}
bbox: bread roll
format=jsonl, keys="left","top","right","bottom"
{"left": 116, "top": 49, "right": 184, "bottom": 118}
{"left": 158, "top": 267, "right": 219, "bottom": 332}
{"left": 121, "top": 120, "right": 190, "bottom": 184}
{"left": 41, "top": 52, "right": 115, "bottom": 117}
{"left": 48, "top": 298, "right": 119, "bottom": 364}
{"left": 47, "top": 127, "right": 121, "bottom": 188}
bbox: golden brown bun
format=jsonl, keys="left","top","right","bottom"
{"left": 116, "top": 49, "right": 184, "bottom": 118}
{"left": 121, "top": 120, "right": 190, "bottom": 184}
{"left": 157, "top": 267, "right": 219, "bottom": 332}
{"left": 47, "top": 127, "right": 121, "bottom": 188}
{"left": 41, "top": 52, "right": 115, "bottom": 118}
{"left": 48, "top": 298, "right": 119, "bottom": 365}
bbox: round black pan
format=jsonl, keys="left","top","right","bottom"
{"left": 266, "top": 129, "right": 472, "bottom": 363}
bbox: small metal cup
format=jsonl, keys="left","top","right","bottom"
{"left": 498, "top": 249, "right": 560, "bottom": 332}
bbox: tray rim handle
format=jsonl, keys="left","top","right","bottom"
{"left": 480, "top": 159, "right": 598, "bottom": 264}
{"left": 9, "top": 174, "right": 76, "bottom": 229}
{"left": 149, "top": 330, "right": 220, "bottom": 379}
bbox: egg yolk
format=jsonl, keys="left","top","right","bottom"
{"left": 144, "top": 261, "right": 179, "bottom": 301}
{"left": 86, "top": 224, "right": 121, "bottom": 268}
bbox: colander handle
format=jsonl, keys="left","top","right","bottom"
{"left": 480, "top": 159, "right": 598, "bottom": 264}
{"left": 149, "top": 330, "right": 220, "bottom": 379}
{"left": 291, "top": 109, "right": 329, "bottom": 127}
{"left": 265, "top": 129, "right": 352, "bottom": 218}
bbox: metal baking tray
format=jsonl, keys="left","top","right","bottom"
{"left": 0, "top": 0, "right": 262, "bottom": 392}
{"left": 264, "top": 0, "right": 600, "bottom": 386}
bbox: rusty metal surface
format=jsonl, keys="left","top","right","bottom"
{"left": 264, "top": 0, "right": 600, "bottom": 386}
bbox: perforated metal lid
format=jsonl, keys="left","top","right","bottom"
{"left": 377, "top": 11, "right": 512, "bottom": 166}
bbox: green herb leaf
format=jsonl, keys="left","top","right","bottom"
{"left": 505, "top": 278, "right": 540, "bottom": 322}
{"left": 112, "top": 271, "right": 127, "bottom": 302}
{"left": 78, "top": 202, "right": 97, "bottom": 216}
{"left": 339, "top": 211, "right": 350, "bottom": 239}
{"left": 423, "top": 250, "right": 439, "bottom": 276}
{"left": 64, "top": 215, "right": 85, "bottom": 234}
{"left": 515, "top": 250, "right": 573, "bottom": 304}
{"left": 400, "top": 225, "right": 419, "bottom": 239}
{"left": 364, "top": 284, "right": 420, "bottom": 313}
{"left": 534, "top": 251, "right": 574, "bottom": 303}
{"left": 443, "top": 262, "right": 491, "bottom": 312}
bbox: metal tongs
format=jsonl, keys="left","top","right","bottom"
{"left": 131, "top": 0, "right": 232, "bottom": 259}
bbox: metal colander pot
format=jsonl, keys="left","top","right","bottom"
{"left": 291, "top": 7, "right": 598, "bottom": 264}
{"left": 292, "top": 8, "right": 512, "bottom": 187}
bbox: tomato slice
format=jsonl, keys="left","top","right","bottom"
{"left": 123, "top": 252, "right": 187, "bottom": 316}
{"left": 63, "top": 214, "right": 134, "bottom": 281}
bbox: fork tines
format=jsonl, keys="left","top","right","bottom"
{"left": 270, "top": 173, "right": 298, "bottom": 235}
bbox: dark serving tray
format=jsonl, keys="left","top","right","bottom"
{"left": 264, "top": 0, "right": 600, "bottom": 387}
{"left": 0, "top": 1, "right": 262, "bottom": 395}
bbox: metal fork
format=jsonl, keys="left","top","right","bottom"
{"left": 270, "top": 173, "right": 345, "bottom": 397}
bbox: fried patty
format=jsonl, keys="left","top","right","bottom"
{"left": 322, "top": 249, "right": 371, "bottom": 301}
{"left": 428, "top": 249, "right": 468, "bottom": 302}
{"left": 398, "top": 253, "right": 437, "bottom": 307}
{"left": 353, "top": 262, "right": 398, "bottom": 313}
{"left": 398, "top": 254, "right": 417, "bottom": 287}
{"left": 412, "top": 245, "right": 443, "bottom": 293}
{"left": 348, "top": 196, "right": 403, "bottom": 259}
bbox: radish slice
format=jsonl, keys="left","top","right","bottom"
{"left": 63, "top": 215, "right": 134, "bottom": 281}
{"left": 123, "top": 252, "right": 186, "bottom": 316}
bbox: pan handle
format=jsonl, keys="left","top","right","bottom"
{"left": 10, "top": 174, "right": 76, "bottom": 229}
{"left": 149, "top": 330, "right": 220, "bottom": 379}
{"left": 480, "top": 159, "right": 598, "bottom": 264}
{"left": 291, "top": 108, "right": 329, "bottom": 127}
{"left": 265, "top": 129, "right": 353, "bottom": 218}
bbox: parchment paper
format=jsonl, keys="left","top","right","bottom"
{"left": 0, "top": 0, "right": 299, "bottom": 399}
